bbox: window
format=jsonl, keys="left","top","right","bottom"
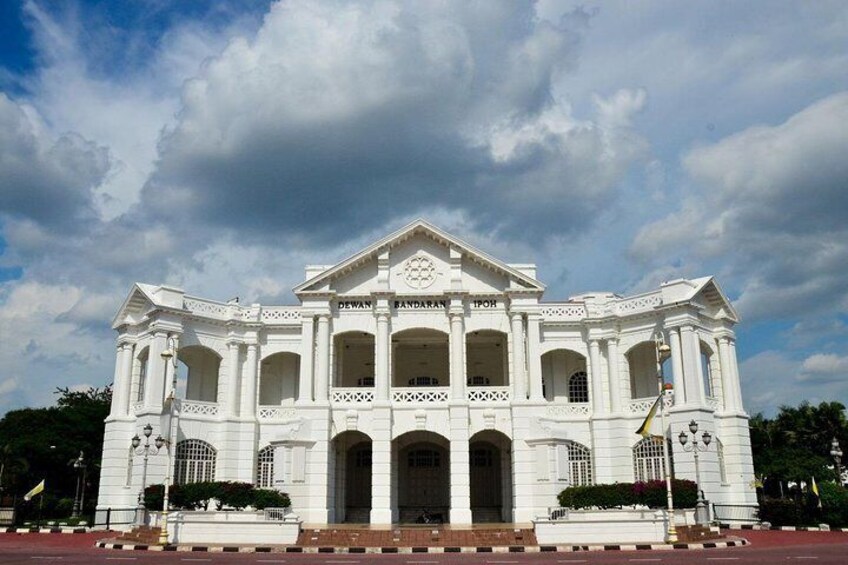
{"left": 568, "top": 372, "right": 589, "bottom": 403}
{"left": 355, "top": 448, "right": 372, "bottom": 467}
{"left": 175, "top": 439, "right": 217, "bottom": 484}
{"left": 257, "top": 446, "right": 275, "bottom": 488}
{"left": 717, "top": 439, "right": 728, "bottom": 484}
{"left": 567, "top": 442, "right": 593, "bottom": 486}
{"left": 357, "top": 377, "right": 374, "bottom": 387}
{"left": 408, "top": 449, "right": 440, "bottom": 467}
{"left": 470, "top": 448, "right": 493, "bottom": 467}
{"left": 467, "top": 376, "right": 491, "bottom": 386}
{"left": 633, "top": 437, "right": 672, "bottom": 482}
{"left": 408, "top": 376, "right": 439, "bottom": 386}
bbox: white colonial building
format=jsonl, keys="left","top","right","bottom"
{"left": 97, "top": 220, "right": 756, "bottom": 525}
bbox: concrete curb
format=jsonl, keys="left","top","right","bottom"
{"left": 96, "top": 538, "right": 749, "bottom": 553}
{"left": 4, "top": 527, "right": 88, "bottom": 534}
{"left": 718, "top": 524, "right": 848, "bottom": 532}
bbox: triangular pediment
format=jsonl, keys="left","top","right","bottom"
{"left": 661, "top": 276, "right": 739, "bottom": 322}
{"left": 293, "top": 219, "right": 545, "bottom": 297}
{"left": 111, "top": 283, "right": 158, "bottom": 329}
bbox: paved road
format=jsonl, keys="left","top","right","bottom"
{"left": 2, "top": 532, "right": 848, "bottom": 564}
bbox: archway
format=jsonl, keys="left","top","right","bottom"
{"left": 334, "top": 332, "right": 375, "bottom": 387}
{"left": 259, "top": 352, "right": 300, "bottom": 405}
{"left": 331, "top": 431, "right": 372, "bottom": 523}
{"left": 541, "top": 349, "right": 587, "bottom": 402}
{"left": 392, "top": 328, "right": 449, "bottom": 388}
{"left": 178, "top": 345, "right": 221, "bottom": 402}
{"left": 466, "top": 330, "right": 508, "bottom": 386}
{"left": 394, "top": 431, "right": 450, "bottom": 523}
{"left": 469, "top": 430, "right": 512, "bottom": 522}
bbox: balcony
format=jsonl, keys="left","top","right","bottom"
{"left": 180, "top": 400, "right": 220, "bottom": 419}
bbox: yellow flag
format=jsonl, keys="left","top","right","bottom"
{"left": 24, "top": 479, "right": 45, "bottom": 501}
{"left": 635, "top": 394, "right": 663, "bottom": 438}
{"left": 812, "top": 476, "right": 822, "bottom": 509}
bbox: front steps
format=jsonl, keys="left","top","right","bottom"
{"left": 115, "top": 526, "right": 162, "bottom": 545}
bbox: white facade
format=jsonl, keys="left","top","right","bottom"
{"left": 97, "top": 219, "right": 757, "bottom": 525}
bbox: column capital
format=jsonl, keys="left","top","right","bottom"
{"left": 509, "top": 311, "right": 524, "bottom": 322}
{"left": 375, "top": 309, "right": 391, "bottom": 320}
{"left": 226, "top": 339, "right": 243, "bottom": 348}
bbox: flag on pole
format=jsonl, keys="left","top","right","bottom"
{"left": 24, "top": 479, "right": 45, "bottom": 501}
{"left": 635, "top": 393, "right": 664, "bottom": 439}
{"left": 811, "top": 476, "right": 822, "bottom": 509}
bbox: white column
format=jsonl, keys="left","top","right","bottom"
{"left": 375, "top": 311, "right": 390, "bottom": 402}
{"left": 449, "top": 312, "right": 465, "bottom": 401}
{"left": 241, "top": 343, "right": 258, "bottom": 418}
{"left": 449, "top": 407, "right": 472, "bottom": 524}
{"left": 146, "top": 331, "right": 167, "bottom": 411}
{"left": 668, "top": 327, "right": 686, "bottom": 405}
{"left": 226, "top": 341, "right": 241, "bottom": 418}
{"left": 315, "top": 314, "right": 330, "bottom": 403}
{"left": 370, "top": 436, "right": 392, "bottom": 524}
{"left": 607, "top": 338, "right": 621, "bottom": 414}
{"left": 120, "top": 343, "right": 134, "bottom": 416}
{"left": 298, "top": 316, "right": 314, "bottom": 402}
{"left": 728, "top": 338, "right": 745, "bottom": 411}
{"left": 510, "top": 313, "right": 526, "bottom": 401}
{"left": 717, "top": 338, "right": 733, "bottom": 411}
{"left": 109, "top": 344, "right": 126, "bottom": 418}
{"left": 681, "top": 325, "right": 704, "bottom": 405}
{"left": 526, "top": 314, "right": 544, "bottom": 402}
{"left": 589, "top": 339, "right": 605, "bottom": 415}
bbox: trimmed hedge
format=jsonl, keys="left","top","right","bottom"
{"left": 558, "top": 480, "right": 698, "bottom": 510}
{"left": 759, "top": 483, "right": 848, "bottom": 527}
{"left": 144, "top": 482, "right": 290, "bottom": 512}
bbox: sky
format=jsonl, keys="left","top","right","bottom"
{"left": 0, "top": 0, "right": 847, "bottom": 418}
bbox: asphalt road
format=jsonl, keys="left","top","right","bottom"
{"left": 1, "top": 532, "right": 848, "bottom": 565}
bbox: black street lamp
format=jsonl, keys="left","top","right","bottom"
{"left": 71, "top": 451, "right": 87, "bottom": 518}
{"left": 678, "top": 420, "right": 712, "bottom": 525}
{"left": 131, "top": 424, "right": 165, "bottom": 523}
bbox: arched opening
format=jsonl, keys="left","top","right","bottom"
{"left": 466, "top": 330, "right": 508, "bottom": 386}
{"left": 259, "top": 352, "right": 301, "bottom": 405}
{"left": 334, "top": 332, "right": 375, "bottom": 387}
{"left": 134, "top": 346, "right": 150, "bottom": 403}
{"left": 392, "top": 329, "right": 449, "bottom": 388}
{"left": 257, "top": 445, "right": 275, "bottom": 488}
{"left": 394, "top": 431, "right": 450, "bottom": 523}
{"left": 700, "top": 341, "right": 717, "bottom": 399}
{"left": 178, "top": 346, "right": 221, "bottom": 403}
{"left": 331, "top": 431, "right": 372, "bottom": 523}
{"left": 627, "top": 342, "right": 661, "bottom": 399}
{"left": 469, "top": 430, "right": 512, "bottom": 523}
{"left": 633, "top": 437, "right": 673, "bottom": 482}
{"left": 541, "top": 349, "right": 587, "bottom": 402}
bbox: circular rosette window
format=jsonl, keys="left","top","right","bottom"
{"left": 403, "top": 255, "right": 437, "bottom": 289}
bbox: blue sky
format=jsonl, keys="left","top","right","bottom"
{"left": 1, "top": 0, "right": 847, "bottom": 417}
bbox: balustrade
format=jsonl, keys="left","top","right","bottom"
{"left": 180, "top": 400, "right": 220, "bottom": 418}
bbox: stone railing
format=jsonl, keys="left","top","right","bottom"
{"left": 625, "top": 395, "right": 673, "bottom": 414}
{"left": 391, "top": 387, "right": 450, "bottom": 404}
{"left": 182, "top": 297, "right": 233, "bottom": 320}
{"left": 467, "top": 386, "right": 511, "bottom": 403}
{"left": 257, "top": 406, "right": 297, "bottom": 421}
{"left": 180, "top": 400, "right": 220, "bottom": 418}
{"left": 540, "top": 303, "right": 587, "bottom": 322}
{"left": 260, "top": 307, "right": 301, "bottom": 324}
{"left": 615, "top": 292, "right": 662, "bottom": 316}
{"left": 545, "top": 404, "right": 591, "bottom": 418}
{"left": 331, "top": 388, "right": 375, "bottom": 404}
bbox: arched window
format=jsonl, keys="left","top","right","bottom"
{"left": 175, "top": 440, "right": 217, "bottom": 484}
{"left": 633, "top": 437, "right": 672, "bottom": 482}
{"left": 136, "top": 349, "right": 149, "bottom": 402}
{"left": 257, "top": 446, "right": 275, "bottom": 488}
{"left": 567, "top": 442, "right": 593, "bottom": 486}
{"left": 408, "top": 449, "right": 441, "bottom": 467}
{"left": 568, "top": 372, "right": 589, "bottom": 403}
{"left": 716, "top": 438, "right": 728, "bottom": 484}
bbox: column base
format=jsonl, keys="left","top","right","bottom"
{"left": 449, "top": 508, "right": 473, "bottom": 525}
{"left": 370, "top": 508, "right": 393, "bottom": 526}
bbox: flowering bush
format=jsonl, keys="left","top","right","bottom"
{"left": 557, "top": 479, "right": 697, "bottom": 510}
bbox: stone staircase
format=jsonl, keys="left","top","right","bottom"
{"left": 115, "top": 525, "right": 162, "bottom": 545}
{"left": 296, "top": 526, "right": 537, "bottom": 547}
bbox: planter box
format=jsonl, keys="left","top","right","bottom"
{"left": 149, "top": 511, "right": 301, "bottom": 545}
{"left": 534, "top": 508, "right": 697, "bottom": 544}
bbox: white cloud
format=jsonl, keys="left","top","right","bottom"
{"left": 799, "top": 353, "right": 848, "bottom": 383}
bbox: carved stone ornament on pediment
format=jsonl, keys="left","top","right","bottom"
{"left": 402, "top": 254, "right": 438, "bottom": 290}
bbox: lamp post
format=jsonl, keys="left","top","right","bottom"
{"left": 655, "top": 338, "right": 676, "bottom": 542}
{"left": 678, "top": 420, "right": 712, "bottom": 525}
{"left": 131, "top": 424, "right": 165, "bottom": 524}
{"left": 71, "top": 451, "right": 87, "bottom": 518}
{"left": 831, "top": 438, "right": 844, "bottom": 486}
{"left": 158, "top": 335, "right": 180, "bottom": 545}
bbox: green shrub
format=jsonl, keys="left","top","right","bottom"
{"left": 758, "top": 497, "right": 811, "bottom": 526}
{"left": 217, "top": 482, "right": 255, "bottom": 510}
{"left": 819, "top": 482, "right": 848, "bottom": 526}
{"left": 558, "top": 479, "right": 698, "bottom": 510}
{"left": 143, "top": 484, "right": 164, "bottom": 510}
{"left": 251, "top": 489, "right": 291, "bottom": 510}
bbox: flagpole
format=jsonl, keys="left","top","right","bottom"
{"left": 656, "top": 337, "right": 677, "bottom": 543}
{"left": 37, "top": 492, "right": 43, "bottom": 529}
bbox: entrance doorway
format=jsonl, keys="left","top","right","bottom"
{"left": 470, "top": 430, "right": 512, "bottom": 523}
{"left": 394, "top": 431, "right": 450, "bottom": 523}
{"left": 331, "top": 431, "right": 372, "bottom": 523}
